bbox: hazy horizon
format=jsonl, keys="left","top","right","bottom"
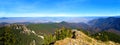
{"left": 0, "top": 17, "right": 96, "bottom": 23}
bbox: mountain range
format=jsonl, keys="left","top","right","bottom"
{"left": 0, "top": 17, "right": 120, "bottom": 35}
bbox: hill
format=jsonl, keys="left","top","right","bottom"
{"left": 0, "top": 24, "right": 43, "bottom": 45}
{"left": 89, "top": 17, "right": 120, "bottom": 30}
{"left": 88, "top": 17, "right": 120, "bottom": 35}
{"left": 26, "top": 22, "right": 89, "bottom": 34}
{"left": 54, "top": 30, "right": 120, "bottom": 45}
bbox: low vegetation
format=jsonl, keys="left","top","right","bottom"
{"left": 27, "top": 23, "right": 60, "bottom": 34}
{"left": 92, "top": 31, "right": 120, "bottom": 43}
{"left": 0, "top": 26, "right": 16, "bottom": 45}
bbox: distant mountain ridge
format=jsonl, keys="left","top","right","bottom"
{"left": 88, "top": 17, "right": 120, "bottom": 35}
{"left": 0, "top": 17, "right": 120, "bottom": 35}
{"left": 89, "top": 17, "right": 120, "bottom": 30}
{"left": 0, "top": 17, "right": 8, "bottom": 19}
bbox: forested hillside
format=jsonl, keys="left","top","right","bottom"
{"left": 26, "top": 22, "right": 89, "bottom": 34}
{"left": 92, "top": 31, "right": 120, "bottom": 43}
{"left": 0, "top": 24, "right": 43, "bottom": 45}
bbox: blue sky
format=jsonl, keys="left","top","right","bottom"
{"left": 0, "top": 0, "right": 120, "bottom": 17}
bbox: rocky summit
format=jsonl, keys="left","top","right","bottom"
{"left": 54, "top": 30, "right": 120, "bottom": 45}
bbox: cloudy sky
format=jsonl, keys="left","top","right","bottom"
{"left": 0, "top": 0, "right": 120, "bottom": 17}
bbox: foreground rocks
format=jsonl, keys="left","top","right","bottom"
{"left": 54, "top": 30, "right": 120, "bottom": 45}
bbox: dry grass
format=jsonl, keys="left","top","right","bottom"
{"left": 54, "top": 30, "right": 120, "bottom": 45}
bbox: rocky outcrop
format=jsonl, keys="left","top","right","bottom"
{"left": 3, "top": 24, "right": 44, "bottom": 45}
{"left": 10, "top": 24, "right": 31, "bottom": 35}
{"left": 11, "top": 24, "right": 44, "bottom": 38}
{"left": 54, "top": 30, "right": 120, "bottom": 45}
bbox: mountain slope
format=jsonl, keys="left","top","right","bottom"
{"left": 88, "top": 17, "right": 120, "bottom": 34}
{"left": 26, "top": 22, "right": 89, "bottom": 34}
{"left": 0, "top": 24, "right": 44, "bottom": 45}
{"left": 89, "top": 17, "right": 120, "bottom": 31}
{"left": 92, "top": 31, "right": 120, "bottom": 43}
{"left": 54, "top": 30, "right": 120, "bottom": 45}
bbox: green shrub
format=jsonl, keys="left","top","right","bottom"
{"left": 43, "top": 27, "right": 73, "bottom": 45}
{"left": 43, "top": 34, "right": 56, "bottom": 45}
{"left": 3, "top": 26, "right": 16, "bottom": 45}
{"left": 55, "top": 27, "right": 73, "bottom": 40}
